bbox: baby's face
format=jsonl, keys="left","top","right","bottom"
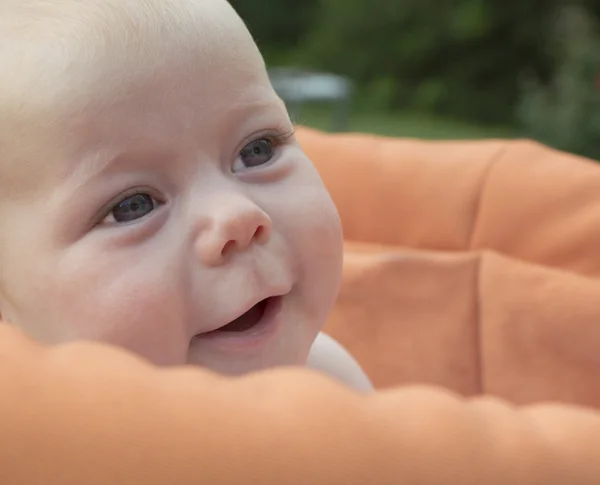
{"left": 0, "top": 0, "right": 343, "bottom": 374}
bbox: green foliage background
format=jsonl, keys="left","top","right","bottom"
{"left": 229, "top": 0, "right": 600, "bottom": 159}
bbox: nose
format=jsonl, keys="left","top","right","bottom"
{"left": 194, "top": 194, "right": 272, "bottom": 266}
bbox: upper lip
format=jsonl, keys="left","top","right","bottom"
{"left": 197, "top": 288, "right": 289, "bottom": 335}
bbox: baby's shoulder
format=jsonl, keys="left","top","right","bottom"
{"left": 307, "top": 332, "right": 373, "bottom": 392}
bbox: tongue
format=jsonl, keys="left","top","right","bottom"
{"left": 219, "top": 299, "right": 267, "bottom": 332}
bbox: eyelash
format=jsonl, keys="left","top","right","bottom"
{"left": 249, "top": 127, "right": 295, "bottom": 151}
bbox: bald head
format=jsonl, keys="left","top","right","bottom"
{"left": 0, "top": 0, "right": 263, "bottom": 194}
{"left": 0, "top": 0, "right": 256, "bottom": 110}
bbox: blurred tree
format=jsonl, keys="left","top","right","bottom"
{"left": 518, "top": 6, "right": 600, "bottom": 160}
{"left": 297, "top": 0, "right": 561, "bottom": 124}
{"left": 228, "top": 0, "right": 319, "bottom": 62}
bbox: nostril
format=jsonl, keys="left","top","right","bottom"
{"left": 253, "top": 225, "right": 264, "bottom": 241}
{"left": 221, "top": 239, "right": 236, "bottom": 256}
{"left": 220, "top": 225, "right": 266, "bottom": 257}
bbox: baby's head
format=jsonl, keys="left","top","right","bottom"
{"left": 0, "top": 0, "right": 343, "bottom": 374}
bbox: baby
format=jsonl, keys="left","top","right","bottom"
{"left": 0, "top": 0, "right": 371, "bottom": 390}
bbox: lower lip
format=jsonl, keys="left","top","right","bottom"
{"left": 193, "top": 296, "right": 283, "bottom": 351}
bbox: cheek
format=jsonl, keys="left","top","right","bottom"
{"left": 269, "top": 163, "right": 344, "bottom": 322}
{"left": 15, "top": 244, "right": 189, "bottom": 365}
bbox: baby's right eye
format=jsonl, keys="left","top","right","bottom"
{"left": 102, "top": 193, "right": 159, "bottom": 224}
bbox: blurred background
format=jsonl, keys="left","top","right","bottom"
{"left": 229, "top": 1, "right": 600, "bottom": 160}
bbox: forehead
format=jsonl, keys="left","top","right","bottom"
{"left": 0, "top": 0, "right": 267, "bottom": 111}
{"left": 0, "top": 0, "right": 281, "bottom": 195}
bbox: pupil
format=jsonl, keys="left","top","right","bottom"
{"left": 241, "top": 139, "right": 273, "bottom": 167}
{"left": 113, "top": 194, "right": 154, "bottom": 223}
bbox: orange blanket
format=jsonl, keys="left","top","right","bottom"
{"left": 296, "top": 127, "right": 600, "bottom": 408}
{"left": 1, "top": 324, "right": 599, "bottom": 484}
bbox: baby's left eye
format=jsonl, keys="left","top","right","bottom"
{"left": 238, "top": 138, "right": 275, "bottom": 169}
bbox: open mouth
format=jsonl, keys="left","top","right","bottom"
{"left": 204, "top": 298, "right": 270, "bottom": 335}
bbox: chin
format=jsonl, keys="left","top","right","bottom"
{"left": 195, "top": 355, "right": 305, "bottom": 377}
{"left": 187, "top": 331, "right": 314, "bottom": 376}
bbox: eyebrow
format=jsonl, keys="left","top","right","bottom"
{"left": 67, "top": 147, "right": 118, "bottom": 191}
{"left": 65, "top": 145, "right": 174, "bottom": 194}
{"left": 222, "top": 96, "right": 290, "bottom": 132}
{"left": 65, "top": 95, "right": 289, "bottom": 190}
